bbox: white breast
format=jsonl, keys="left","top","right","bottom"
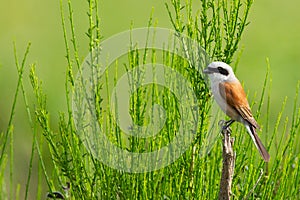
{"left": 210, "top": 80, "right": 228, "bottom": 115}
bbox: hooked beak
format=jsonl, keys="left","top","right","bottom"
{"left": 203, "top": 68, "right": 210, "bottom": 74}
{"left": 203, "top": 67, "right": 218, "bottom": 74}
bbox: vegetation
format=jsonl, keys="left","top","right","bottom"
{"left": 0, "top": 0, "right": 299, "bottom": 199}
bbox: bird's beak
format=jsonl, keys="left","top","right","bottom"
{"left": 203, "top": 67, "right": 218, "bottom": 74}
{"left": 203, "top": 67, "right": 211, "bottom": 74}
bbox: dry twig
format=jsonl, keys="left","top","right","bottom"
{"left": 219, "top": 120, "right": 236, "bottom": 200}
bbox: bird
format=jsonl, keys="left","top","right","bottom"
{"left": 203, "top": 61, "right": 270, "bottom": 162}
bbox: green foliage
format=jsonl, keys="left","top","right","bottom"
{"left": 166, "top": 0, "right": 253, "bottom": 64}
{"left": 0, "top": 0, "right": 299, "bottom": 199}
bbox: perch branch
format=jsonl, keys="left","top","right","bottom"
{"left": 218, "top": 120, "right": 236, "bottom": 200}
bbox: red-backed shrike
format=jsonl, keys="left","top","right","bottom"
{"left": 204, "top": 61, "right": 270, "bottom": 162}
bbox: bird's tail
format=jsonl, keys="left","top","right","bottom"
{"left": 246, "top": 125, "right": 270, "bottom": 162}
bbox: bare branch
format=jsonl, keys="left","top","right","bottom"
{"left": 219, "top": 120, "right": 236, "bottom": 200}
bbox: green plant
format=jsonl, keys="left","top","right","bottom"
{"left": 0, "top": 0, "right": 299, "bottom": 199}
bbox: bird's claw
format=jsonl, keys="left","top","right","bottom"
{"left": 218, "top": 120, "right": 232, "bottom": 132}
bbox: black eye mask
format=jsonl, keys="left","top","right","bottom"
{"left": 217, "top": 67, "right": 229, "bottom": 76}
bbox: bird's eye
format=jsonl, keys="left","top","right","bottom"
{"left": 217, "top": 67, "right": 229, "bottom": 76}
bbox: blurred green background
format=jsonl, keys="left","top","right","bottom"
{"left": 0, "top": 0, "right": 299, "bottom": 197}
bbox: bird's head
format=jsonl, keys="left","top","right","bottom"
{"left": 203, "top": 61, "right": 237, "bottom": 82}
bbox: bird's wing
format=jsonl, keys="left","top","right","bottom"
{"left": 219, "top": 81, "right": 260, "bottom": 129}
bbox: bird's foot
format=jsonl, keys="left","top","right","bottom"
{"left": 218, "top": 119, "right": 234, "bottom": 132}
